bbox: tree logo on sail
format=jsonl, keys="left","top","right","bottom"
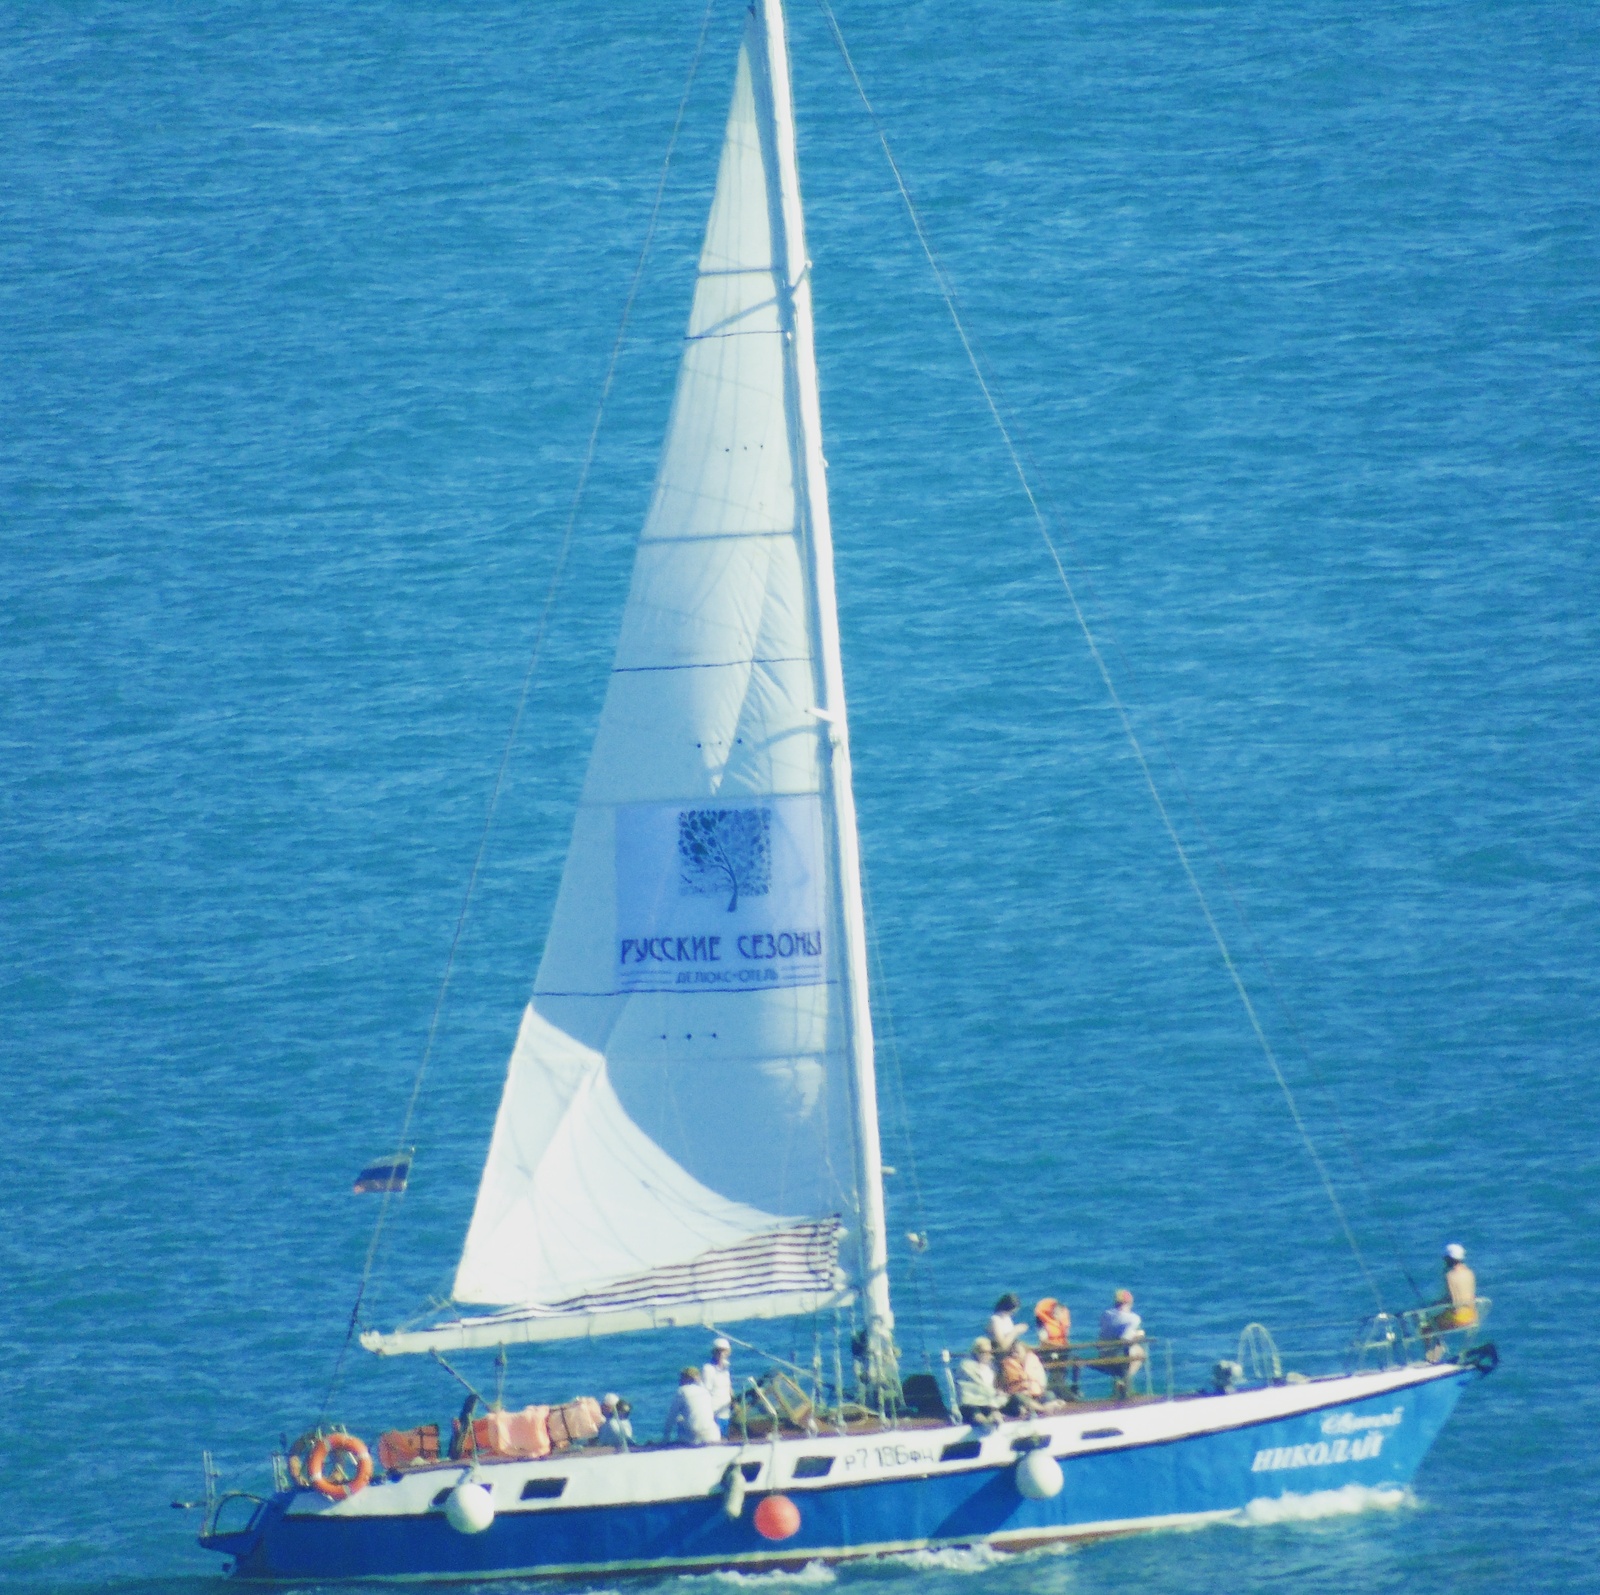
{"left": 678, "top": 808, "right": 771, "bottom": 912}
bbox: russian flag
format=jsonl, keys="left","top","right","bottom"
{"left": 353, "top": 1149, "right": 413, "bottom": 1194}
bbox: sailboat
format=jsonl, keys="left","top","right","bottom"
{"left": 197, "top": 0, "right": 1494, "bottom": 1580}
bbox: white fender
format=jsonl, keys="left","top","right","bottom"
{"left": 1015, "top": 1448, "right": 1064, "bottom": 1500}
{"left": 445, "top": 1480, "right": 496, "bottom": 1534}
{"left": 722, "top": 1465, "right": 747, "bottom": 1520}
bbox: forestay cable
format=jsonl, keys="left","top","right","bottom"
{"left": 813, "top": 0, "right": 1385, "bottom": 1313}
{"left": 316, "top": 0, "right": 722, "bottom": 1418}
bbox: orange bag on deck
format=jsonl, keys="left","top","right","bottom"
{"left": 546, "top": 1398, "right": 602, "bottom": 1449}
{"left": 479, "top": 1405, "right": 552, "bottom": 1459}
{"left": 377, "top": 1425, "right": 440, "bottom": 1472}
{"left": 464, "top": 1405, "right": 551, "bottom": 1459}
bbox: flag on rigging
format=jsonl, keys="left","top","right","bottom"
{"left": 353, "top": 1149, "right": 413, "bottom": 1194}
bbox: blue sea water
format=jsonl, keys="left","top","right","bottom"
{"left": 3, "top": 0, "right": 1597, "bottom": 1590}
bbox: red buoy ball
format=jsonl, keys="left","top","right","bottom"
{"left": 753, "top": 1493, "right": 801, "bottom": 1541}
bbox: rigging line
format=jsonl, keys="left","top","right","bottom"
{"left": 856, "top": 850, "right": 941, "bottom": 1346}
{"left": 813, "top": 0, "right": 1385, "bottom": 1314}
{"left": 958, "top": 387, "right": 1426, "bottom": 1306}
{"left": 315, "top": 0, "right": 722, "bottom": 1419}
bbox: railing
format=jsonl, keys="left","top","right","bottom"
{"left": 1348, "top": 1297, "right": 1493, "bottom": 1371}
{"left": 934, "top": 1331, "right": 1177, "bottom": 1407}
{"left": 930, "top": 1302, "right": 1496, "bottom": 1421}
{"left": 978, "top": 1338, "right": 1175, "bottom": 1406}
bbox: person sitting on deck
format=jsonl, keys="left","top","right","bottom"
{"left": 1436, "top": 1244, "right": 1478, "bottom": 1326}
{"left": 663, "top": 1368, "right": 720, "bottom": 1446}
{"left": 596, "top": 1395, "right": 633, "bottom": 1449}
{"left": 1423, "top": 1243, "right": 1479, "bottom": 1359}
{"left": 998, "top": 1339, "right": 1057, "bottom": 1415}
{"left": 987, "top": 1293, "right": 1024, "bottom": 1353}
{"left": 1097, "top": 1288, "right": 1148, "bottom": 1399}
{"left": 956, "top": 1337, "right": 1003, "bottom": 1425}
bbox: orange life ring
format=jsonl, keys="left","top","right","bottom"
{"left": 308, "top": 1432, "right": 373, "bottom": 1500}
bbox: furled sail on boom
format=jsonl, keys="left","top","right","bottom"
{"left": 364, "top": 1, "right": 893, "bottom": 1359}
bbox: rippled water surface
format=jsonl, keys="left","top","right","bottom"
{"left": 4, "top": 2, "right": 1597, "bottom": 1591}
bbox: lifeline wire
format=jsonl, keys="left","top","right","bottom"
{"left": 316, "top": 0, "right": 721, "bottom": 1419}
{"left": 813, "top": 0, "right": 1386, "bottom": 1314}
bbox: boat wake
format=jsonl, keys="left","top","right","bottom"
{"left": 680, "top": 1544, "right": 1016, "bottom": 1590}
{"left": 886, "top": 1544, "right": 1012, "bottom": 1574}
{"left": 693, "top": 1561, "right": 838, "bottom": 1588}
{"left": 1236, "top": 1484, "right": 1414, "bottom": 1526}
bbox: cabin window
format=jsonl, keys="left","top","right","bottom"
{"left": 793, "top": 1456, "right": 833, "bottom": 1479}
{"left": 740, "top": 1462, "right": 762, "bottom": 1482}
{"left": 431, "top": 1488, "right": 452, "bottom": 1508}
{"left": 1081, "top": 1427, "right": 1123, "bottom": 1440}
{"left": 940, "top": 1440, "right": 983, "bottom": 1463}
{"left": 520, "top": 1478, "right": 568, "bottom": 1501}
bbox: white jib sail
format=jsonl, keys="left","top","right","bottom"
{"left": 365, "top": 3, "right": 890, "bottom": 1357}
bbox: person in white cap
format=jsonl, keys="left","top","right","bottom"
{"left": 702, "top": 1337, "right": 734, "bottom": 1435}
{"left": 596, "top": 1393, "right": 633, "bottom": 1449}
{"left": 1422, "top": 1244, "right": 1479, "bottom": 1358}
{"left": 1439, "top": 1244, "right": 1478, "bottom": 1327}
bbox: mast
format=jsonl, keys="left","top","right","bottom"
{"left": 751, "top": 0, "right": 896, "bottom": 1390}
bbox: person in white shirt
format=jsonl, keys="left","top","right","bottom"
{"left": 596, "top": 1397, "right": 633, "bottom": 1449}
{"left": 987, "top": 1293, "right": 1023, "bottom": 1353}
{"left": 595, "top": 1388, "right": 630, "bottom": 1452}
{"left": 663, "top": 1368, "right": 720, "bottom": 1446}
{"left": 701, "top": 1336, "right": 734, "bottom": 1436}
{"left": 1097, "top": 1289, "right": 1147, "bottom": 1398}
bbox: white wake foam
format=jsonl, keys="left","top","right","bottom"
{"left": 692, "top": 1561, "right": 837, "bottom": 1588}
{"left": 885, "top": 1544, "right": 1010, "bottom": 1574}
{"left": 1237, "top": 1483, "right": 1413, "bottom": 1525}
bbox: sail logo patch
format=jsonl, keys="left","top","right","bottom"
{"left": 678, "top": 808, "right": 771, "bottom": 910}
{"left": 616, "top": 795, "right": 826, "bottom": 992}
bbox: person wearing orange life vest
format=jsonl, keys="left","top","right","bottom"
{"left": 1034, "top": 1296, "right": 1079, "bottom": 1398}
{"left": 1034, "top": 1297, "right": 1071, "bottom": 1347}
{"left": 997, "top": 1339, "right": 1058, "bottom": 1415}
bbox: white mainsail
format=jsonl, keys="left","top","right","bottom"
{"left": 365, "top": 0, "right": 893, "bottom": 1360}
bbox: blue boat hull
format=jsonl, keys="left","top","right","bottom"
{"left": 205, "top": 1364, "right": 1480, "bottom": 1581}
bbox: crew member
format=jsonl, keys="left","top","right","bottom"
{"left": 702, "top": 1337, "right": 734, "bottom": 1435}
{"left": 1425, "top": 1242, "right": 1479, "bottom": 1341}
{"left": 663, "top": 1367, "right": 720, "bottom": 1446}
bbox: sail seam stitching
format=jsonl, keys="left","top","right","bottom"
{"left": 612, "top": 655, "right": 808, "bottom": 673}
